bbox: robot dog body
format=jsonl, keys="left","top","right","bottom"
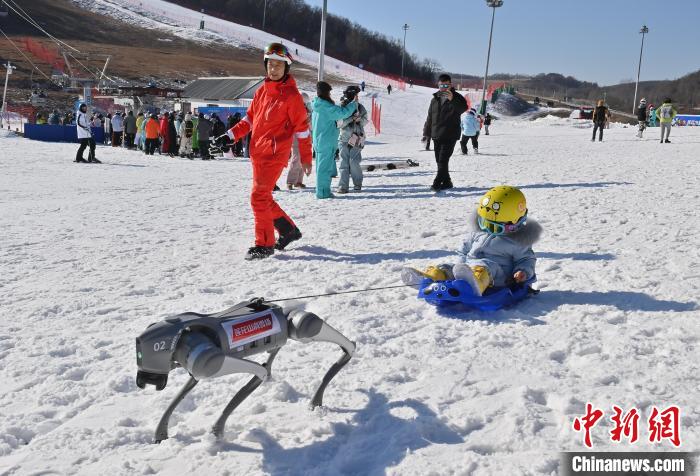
{"left": 136, "top": 299, "right": 355, "bottom": 442}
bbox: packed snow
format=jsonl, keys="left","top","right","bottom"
{"left": 1, "top": 86, "right": 699, "bottom": 475}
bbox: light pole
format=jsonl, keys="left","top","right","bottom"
{"left": 1, "top": 61, "right": 16, "bottom": 129}
{"left": 479, "top": 0, "right": 503, "bottom": 115}
{"left": 632, "top": 25, "right": 649, "bottom": 114}
{"left": 318, "top": 0, "right": 327, "bottom": 81}
{"left": 401, "top": 23, "right": 409, "bottom": 79}
{"left": 262, "top": 0, "right": 269, "bottom": 30}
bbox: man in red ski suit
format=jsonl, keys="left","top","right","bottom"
{"left": 220, "top": 43, "right": 312, "bottom": 260}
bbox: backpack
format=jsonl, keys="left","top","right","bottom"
{"left": 184, "top": 120, "right": 194, "bottom": 138}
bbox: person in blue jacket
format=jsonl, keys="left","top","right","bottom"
{"left": 460, "top": 108, "right": 481, "bottom": 155}
{"left": 311, "top": 81, "right": 357, "bottom": 199}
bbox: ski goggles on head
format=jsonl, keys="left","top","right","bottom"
{"left": 264, "top": 43, "right": 292, "bottom": 63}
{"left": 478, "top": 213, "right": 527, "bottom": 236}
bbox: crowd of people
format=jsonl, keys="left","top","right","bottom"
{"left": 72, "top": 108, "right": 251, "bottom": 162}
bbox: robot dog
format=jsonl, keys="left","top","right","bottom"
{"left": 136, "top": 298, "right": 356, "bottom": 443}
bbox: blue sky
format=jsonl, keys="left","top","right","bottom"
{"left": 303, "top": 0, "right": 699, "bottom": 86}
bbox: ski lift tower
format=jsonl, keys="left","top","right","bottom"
{"left": 1, "top": 61, "right": 17, "bottom": 128}
{"left": 60, "top": 50, "right": 112, "bottom": 91}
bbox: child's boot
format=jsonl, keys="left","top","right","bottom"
{"left": 453, "top": 264, "right": 491, "bottom": 296}
{"left": 401, "top": 265, "right": 452, "bottom": 285}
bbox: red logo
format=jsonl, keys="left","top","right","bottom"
{"left": 573, "top": 403, "right": 682, "bottom": 448}
{"left": 231, "top": 314, "right": 274, "bottom": 343}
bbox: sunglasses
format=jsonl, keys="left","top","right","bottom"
{"left": 477, "top": 214, "right": 527, "bottom": 236}
{"left": 439, "top": 84, "right": 451, "bottom": 89}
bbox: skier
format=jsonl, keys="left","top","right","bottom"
{"left": 484, "top": 113, "right": 492, "bottom": 135}
{"left": 360, "top": 80, "right": 366, "bottom": 92}
{"left": 197, "top": 113, "right": 212, "bottom": 160}
{"left": 423, "top": 74, "right": 468, "bottom": 191}
{"left": 111, "top": 111, "right": 124, "bottom": 147}
{"left": 337, "top": 85, "right": 368, "bottom": 194}
{"left": 214, "top": 43, "right": 313, "bottom": 260}
{"left": 387, "top": 84, "right": 392, "bottom": 95}
{"left": 402, "top": 185, "right": 540, "bottom": 296}
{"left": 286, "top": 93, "right": 312, "bottom": 189}
{"left": 591, "top": 100, "right": 609, "bottom": 142}
{"left": 158, "top": 112, "right": 168, "bottom": 155}
{"left": 167, "top": 113, "right": 178, "bottom": 156}
{"left": 144, "top": 113, "right": 160, "bottom": 155}
{"left": 636, "top": 98, "right": 648, "bottom": 138}
{"left": 179, "top": 113, "right": 194, "bottom": 158}
{"left": 648, "top": 104, "right": 657, "bottom": 127}
{"left": 135, "top": 111, "right": 146, "bottom": 150}
{"left": 312, "top": 81, "right": 358, "bottom": 199}
{"left": 124, "top": 111, "right": 137, "bottom": 149}
{"left": 48, "top": 109, "right": 61, "bottom": 125}
{"left": 103, "top": 113, "right": 112, "bottom": 145}
{"left": 656, "top": 98, "right": 677, "bottom": 143}
{"left": 460, "top": 108, "right": 480, "bottom": 155}
{"left": 75, "top": 103, "right": 99, "bottom": 163}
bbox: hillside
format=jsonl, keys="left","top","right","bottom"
{"left": 0, "top": 0, "right": 311, "bottom": 102}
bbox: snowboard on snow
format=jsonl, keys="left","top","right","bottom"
{"left": 362, "top": 159, "right": 419, "bottom": 172}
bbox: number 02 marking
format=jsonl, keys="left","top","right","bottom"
{"left": 153, "top": 341, "right": 167, "bottom": 351}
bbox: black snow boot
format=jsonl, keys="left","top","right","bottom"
{"left": 275, "top": 227, "right": 302, "bottom": 250}
{"left": 89, "top": 157, "right": 102, "bottom": 163}
{"left": 75, "top": 157, "right": 88, "bottom": 163}
{"left": 274, "top": 217, "right": 302, "bottom": 250}
{"left": 244, "top": 246, "right": 274, "bottom": 260}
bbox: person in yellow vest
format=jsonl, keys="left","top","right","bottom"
{"left": 656, "top": 98, "right": 677, "bottom": 143}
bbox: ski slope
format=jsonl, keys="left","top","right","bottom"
{"left": 1, "top": 86, "right": 699, "bottom": 475}
{"left": 69, "top": 0, "right": 404, "bottom": 90}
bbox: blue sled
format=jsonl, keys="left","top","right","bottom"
{"left": 417, "top": 275, "right": 538, "bottom": 311}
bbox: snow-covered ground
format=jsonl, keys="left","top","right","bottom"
{"left": 1, "top": 86, "right": 699, "bottom": 475}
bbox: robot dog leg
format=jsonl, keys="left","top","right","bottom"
{"left": 135, "top": 299, "right": 355, "bottom": 443}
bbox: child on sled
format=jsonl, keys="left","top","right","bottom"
{"left": 403, "top": 185, "right": 541, "bottom": 296}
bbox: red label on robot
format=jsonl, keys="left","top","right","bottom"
{"left": 222, "top": 311, "right": 281, "bottom": 348}
{"left": 232, "top": 315, "right": 273, "bottom": 342}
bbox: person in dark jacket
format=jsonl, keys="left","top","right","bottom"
{"left": 167, "top": 112, "right": 178, "bottom": 156}
{"left": 211, "top": 112, "right": 226, "bottom": 138}
{"left": 591, "top": 100, "right": 609, "bottom": 142}
{"left": 197, "top": 113, "right": 212, "bottom": 160}
{"left": 123, "top": 111, "right": 138, "bottom": 148}
{"left": 484, "top": 113, "right": 493, "bottom": 135}
{"left": 422, "top": 74, "right": 468, "bottom": 191}
{"left": 636, "top": 98, "right": 648, "bottom": 138}
{"left": 230, "top": 112, "right": 243, "bottom": 156}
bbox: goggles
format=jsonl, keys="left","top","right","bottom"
{"left": 478, "top": 213, "right": 527, "bottom": 236}
{"left": 264, "top": 43, "right": 292, "bottom": 64}
{"left": 438, "top": 83, "right": 451, "bottom": 89}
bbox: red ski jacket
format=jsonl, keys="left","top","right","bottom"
{"left": 227, "top": 74, "right": 312, "bottom": 165}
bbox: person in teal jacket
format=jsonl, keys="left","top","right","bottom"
{"left": 311, "top": 81, "right": 357, "bottom": 199}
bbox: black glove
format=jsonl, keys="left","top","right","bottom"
{"left": 213, "top": 134, "right": 232, "bottom": 149}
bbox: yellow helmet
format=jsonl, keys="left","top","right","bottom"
{"left": 477, "top": 185, "right": 527, "bottom": 235}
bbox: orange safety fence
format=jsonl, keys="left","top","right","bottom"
{"left": 20, "top": 37, "right": 65, "bottom": 72}
{"left": 370, "top": 97, "right": 381, "bottom": 135}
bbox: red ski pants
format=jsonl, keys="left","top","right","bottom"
{"left": 251, "top": 159, "right": 296, "bottom": 247}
